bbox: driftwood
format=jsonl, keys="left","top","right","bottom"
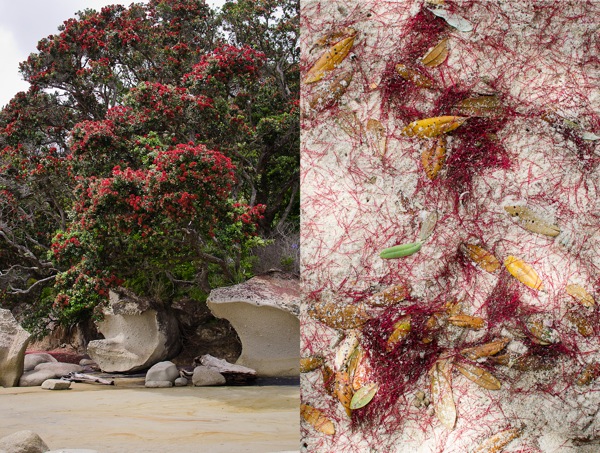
{"left": 193, "top": 354, "right": 257, "bottom": 385}
{"left": 62, "top": 372, "right": 114, "bottom": 385}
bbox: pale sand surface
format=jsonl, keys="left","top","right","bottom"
{"left": 0, "top": 382, "right": 299, "bottom": 453}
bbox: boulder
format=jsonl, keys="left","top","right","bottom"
{"left": 24, "top": 353, "right": 57, "bottom": 371}
{"left": 144, "top": 380, "right": 173, "bottom": 388}
{"left": 174, "top": 377, "right": 188, "bottom": 387}
{"left": 87, "top": 289, "right": 181, "bottom": 372}
{"left": 34, "top": 362, "right": 83, "bottom": 374}
{"left": 196, "top": 354, "right": 256, "bottom": 384}
{"left": 46, "top": 451, "right": 99, "bottom": 453}
{"left": 145, "top": 361, "right": 179, "bottom": 384}
{"left": 192, "top": 366, "right": 226, "bottom": 386}
{"left": 0, "top": 430, "right": 49, "bottom": 453}
{"left": 19, "top": 369, "right": 58, "bottom": 387}
{"left": 206, "top": 271, "right": 300, "bottom": 376}
{"left": 0, "top": 309, "right": 31, "bottom": 387}
{"left": 41, "top": 379, "right": 72, "bottom": 390}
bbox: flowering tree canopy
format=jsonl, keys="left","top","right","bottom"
{"left": 0, "top": 0, "right": 299, "bottom": 335}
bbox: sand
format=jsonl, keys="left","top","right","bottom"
{"left": 0, "top": 382, "right": 299, "bottom": 453}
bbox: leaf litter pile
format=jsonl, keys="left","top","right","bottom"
{"left": 300, "top": 0, "right": 599, "bottom": 452}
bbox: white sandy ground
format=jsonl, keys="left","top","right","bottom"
{"left": 0, "top": 383, "right": 299, "bottom": 453}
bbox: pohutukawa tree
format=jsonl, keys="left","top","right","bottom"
{"left": 0, "top": 0, "right": 299, "bottom": 335}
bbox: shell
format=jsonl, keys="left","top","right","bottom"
{"left": 430, "top": 360, "right": 456, "bottom": 430}
{"left": 395, "top": 63, "right": 434, "bottom": 88}
{"left": 462, "top": 243, "right": 501, "bottom": 273}
{"left": 401, "top": 116, "right": 467, "bottom": 138}
{"left": 366, "top": 118, "right": 387, "bottom": 157}
{"left": 504, "top": 255, "right": 544, "bottom": 291}
{"left": 386, "top": 316, "right": 411, "bottom": 351}
{"left": 472, "top": 427, "right": 522, "bottom": 453}
{"left": 308, "top": 300, "right": 371, "bottom": 330}
{"left": 421, "top": 38, "right": 449, "bottom": 67}
{"left": 304, "top": 35, "right": 356, "bottom": 84}
{"left": 461, "top": 338, "right": 510, "bottom": 361}
{"left": 448, "top": 314, "right": 485, "bottom": 329}
{"left": 421, "top": 136, "right": 447, "bottom": 180}
{"left": 300, "top": 404, "right": 336, "bottom": 435}
{"left": 455, "top": 362, "right": 502, "bottom": 390}
{"left": 504, "top": 205, "right": 560, "bottom": 237}
{"left": 566, "top": 284, "right": 595, "bottom": 308}
{"left": 300, "top": 356, "right": 324, "bottom": 373}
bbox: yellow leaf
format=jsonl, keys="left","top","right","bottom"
{"left": 455, "top": 362, "right": 501, "bottom": 390}
{"left": 300, "top": 404, "right": 336, "bottom": 435}
{"left": 430, "top": 360, "right": 456, "bottom": 430}
{"left": 473, "top": 427, "right": 522, "bottom": 453}
{"left": 504, "top": 255, "right": 544, "bottom": 291}
{"left": 304, "top": 35, "right": 356, "bottom": 84}
{"left": 448, "top": 314, "right": 485, "bottom": 329}
{"left": 421, "top": 136, "right": 447, "bottom": 179}
{"left": 308, "top": 69, "right": 354, "bottom": 111}
{"left": 401, "top": 116, "right": 467, "bottom": 138}
{"left": 350, "top": 382, "right": 379, "bottom": 409}
{"left": 504, "top": 205, "right": 560, "bottom": 237}
{"left": 386, "top": 316, "right": 411, "bottom": 351}
{"left": 566, "top": 283, "right": 595, "bottom": 308}
{"left": 300, "top": 356, "right": 324, "bottom": 373}
{"left": 462, "top": 243, "right": 500, "bottom": 273}
{"left": 461, "top": 338, "right": 510, "bottom": 361}
{"left": 395, "top": 63, "right": 434, "bottom": 88}
{"left": 421, "top": 38, "right": 449, "bottom": 67}
{"left": 309, "top": 27, "right": 357, "bottom": 53}
{"left": 334, "top": 370, "right": 354, "bottom": 416}
{"left": 366, "top": 118, "right": 387, "bottom": 157}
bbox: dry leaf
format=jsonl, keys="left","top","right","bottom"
{"left": 401, "top": 116, "right": 467, "bottom": 138}
{"left": 337, "top": 110, "right": 364, "bottom": 139}
{"left": 334, "top": 370, "right": 354, "bottom": 416}
{"left": 350, "top": 382, "right": 379, "bottom": 410}
{"left": 321, "top": 364, "right": 335, "bottom": 395}
{"left": 461, "top": 338, "right": 510, "bottom": 361}
{"left": 566, "top": 311, "right": 594, "bottom": 337}
{"left": 395, "top": 63, "right": 434, "bottom": 88}
{"left": 566, "top": 284, "right": 595, "bottom": 308}
{"left": 300, "top": 356, "right": 324, "bottom": 373}
{"left": 366, "top": 284, "right": 410, "bottom": 307}
{"left": 366, "top": 118, "right": 387, "bottom": 157}
{"left": 448, "top": 314, "right": 485, "bottom": 329}
{"left": 526, "top": 316, "right": 559, "bottom": 345}
{"left": 504, "top": 205, "right": 560, "bottom": 237}
{"left": 421, "top": 136, "right": 447, "bottom": 179}
{"left": 308, "top": 69, "right": 354, "bottom": 111}
{"left": 351, "top": 351, "right": 372, "bottom": 391}
{"left": 310, "top": 27, "right": 357, "bottom": 53}
{"left": 473, "top": 427, "right": 522, "bottom": 453}
{"left": 300, "top": 404, "right": 336, "bottom": 435}
{"left": 422, "top": 38, "right": 449, "bottom": 67}
{"left": 418, "top": 211, "right": 438, "bottom": 242}
{"left": 576, "top": 362, "right": 600, "bottom": 386}
{"left": 455, "top": 361, "right": 502, "bottom": 390}
{"left": 456, "top": 95, "right": 501, "bottom": 117}
{"left": 308, "top": 300, "right": 371, "bottom": 329}
{"left": 462, "top": 243, "right": 501, "bottom": 273}
{"left": 430, "top": 360, "right": 456, "bottom": 430}
{"left": 305, "top": 35, "right": 356, "bottom": 84}
{"left": 504, "top": 255, "right": 544, "bottom": 291}
{"left": 334, "top": 329, "right": 360, "bottom": 371}
{"left": 387, "top": 316, "right": 411, "bottom": 351}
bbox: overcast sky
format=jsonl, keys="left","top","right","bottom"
{"left": 0, "top": 0, "right": 225, "bottom": 109}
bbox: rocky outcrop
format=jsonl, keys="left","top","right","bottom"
{"left": 19, "top": 362, "right": 83, "bottom": 387}
{"left": 0, "top": 430, "right": 49, "bottom": 453}
{"left": 87, "top": 290, "right": 181, "bottom": 373}
{"left": 207, "top": 271, "right": 300, "bottom": 377}
{"left": 0, "top": 309, "right": 31, "bottom": 387}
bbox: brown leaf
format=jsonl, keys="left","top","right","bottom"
{"left": 334, "top": 370, "right": 354, "bottom": 416}
{"left": 456, "top": 95, "right": 502, "bottom": 117}
{"left": 448, "top": 314, "right": 485, "bottom": 329}
{"left": 366, "top": 118, "right": 387, "bottom": 157}
{"left": 365, "top": 284, "right": 410, "bottom": 307}
{"left": 421, "top": 136, "right": 447, "bottom": 179}
{"left": 300, "top": 356, "right": 324, "bottom": 373}
{"left": 308, "top": 300, "right": 371, "bottom": 330}
{"left": 395, "top": 63, "right": 434, "bottom": 88}
{"left": 305, "top": 35, "right": 356, "bottom": 84}
{"left": 422, "top": 38, "right": 449, "bottom": 67}
{"left": 455, "top": 361, "right": 502, "bottom": 390}
{"left": 310, "top": 27, "right": 357, "bottom": 53}
{"left": 300, "top": 404, "right": 336, "bottom": 435}
{"left": 566, "top": 284, "right": 595, "bottom": 308}
{"left": 461, "top": 243, "right": 500, "bottom": 273}
{"left": 576, "top": 362, "right": 600, "bottom": 386}
{"left": 473, "top": 427, "right": 522, "bottom": 453}
{"left": 337, "top": 110, "right": 364, "bottom": 139}
{"left": 461, "top": 338, "right": 510, "bottom": 361}
{"left": 308, "top": 70, "right": 354, "bottom": 111}
{"left": 386, "top": 316, "right": 411, "bottom": 351}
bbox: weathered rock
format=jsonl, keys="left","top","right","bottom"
{"left": 145, "top": 361, "right": 179, "bottom": 384}
{"left": 78, "top": 358, "right": 96, "bottom": 367}
{"left": 174, "top": 377, "right": 188, "bottom": 387}
{"left": 46, "top": 450, "right": 99, "bottom": 453}
{"left": 34, "top": 362, "right": 83, "bottom": 374}
{"left": 41, "top": 379, "right": 72, "bottom": 390}
{"left": 0, "top": 430, "right": 49, "bottom": 453}
{"left": 87, "top": 289, "right": 181, "bottom": 373}
{"left": 19, "top": 369, "right": 58, "bottom": 387}
{"left": 206, "top": 271, "right": 300, "bottom": 376}
{"left": 192, "top": 366, "right": 226, "bottom": 386}
{"left": 24, "top": 353, "right": 57, "bottom": 371}
{"left": 0, "top": 309, "right": 31, "bottom": 387}
{"left": 196, "top": 354, "right": 256, "bottom": 384}
{"left": 145, "top": 380, "right": 173, "bottom": 388}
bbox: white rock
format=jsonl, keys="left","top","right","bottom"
{"left": 34, "top": 362, "right": 83, "bottom": 374}
{"left": 24, "top": 353, "right": 57, "bottom": 371}
{"left": 41, "top": 379, "right": 72, "bottom": 390}
{"left": 174, "top": 377, "right": 188, "bottom": 387}
{"left": 19, "top": 369, "right": 58, "bottom": 387}
{"left": 145, "top": 380, "right": 173, "bottom": 388}
{"left": 0, "top": 430, "right": 49, "bottom": 453}
{"left": 145, "top": 361, "right": 179, "bottom": 383}
{"left": 0, "top": 309, "right": 31, "bottom": 387}
{"left": 192, "top": 366, "right": 226, "bottom": 386}
{"left": 207, "top": 271, "right": 300, "bottom": 376}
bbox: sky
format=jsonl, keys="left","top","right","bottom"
{"left": 0, "top": 0, "right": 225, "bottom": 108}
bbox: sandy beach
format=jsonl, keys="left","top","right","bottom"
{"left": 0, "top": 381, "right": 299, "bottom": 453}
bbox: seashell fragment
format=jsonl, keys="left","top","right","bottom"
{"left": 366, "top": 118, "right": 387, "bottom": 157}
{"left": 430, "top": 359, "right": 456, "bottom": 430}
{"left": 566, "top": 283, "right": 595, "bottom": 308}
{"left": 427, "top": 7, "right": 473, "bottom": 32}
{"left": 401, "top": 116, "right": 467, "bottom": 138}
{"left": 504, "top": 255, "right": 544, "bottom": 291}
{"left": 448, "top": 314, "right": 485, "bottom": 329}
{"left": 472, "top": 427, "right": 522, "bottom": 453}
{"left": 350, "top": 382, "right": 379, "bottom": 410}
{"left": 421, "top": 136, "right": 447, "bottom": 180}
{"left": 504, "top": 205, "right": 560, "bottom": 237}
{"left": 461, "top": 338, "right": 510, "bottom": 361}
{"left": 421, "top": 38, "right": 449, "bottom": 67}
{"left": 304, "top": 35, "right": 356, "bottom": 84}
{"left": 395, "top": 63, "right": 434, "bottom": 88}
{"left": 300, "top": 355, "right": 324, "bottom": 373}
{"left": 301, "top": 404, "right": 336, "bottom": 435}
{"left": 455, "top": 361, "right": 502, "bottom": 390}
{"left": 461, "top": 243, "right": 500, "bottom": 273}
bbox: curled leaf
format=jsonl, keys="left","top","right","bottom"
{"left": 430, "top": 360, "right": 456, "bottom": 430}
{"left": 387, "top": 316, "right": 411, "bottom": 351}
{"left": 566, "top": 283, "right": 595, "bottom": 308}
{"left": 351, "top": 350, "right": 373, "bottom": 391}
{"left": 566, "top": 311, "right": 594, "bottom": 337}
{"left": 366, "top": 118, "right": 387, "bottom": 157}
{"left": 421, "top": 136, "right": 447, "bottom": 180}
{"left": 473, "top": 427, "right": 522, "bottom": 453}
{"left": 504, "top": 255, "right": 544, "bottom": 291}
{"left": 395, "top": 63, "right": 434, "bottom": 88}
{"left": 380, "top": 241, "right": 422, "bottom": 259}
{"left": 427, "top": 7, "right": 473, "bottom": 32}
{"left": 366, "top": 283, "right": 410, "bottom": 307}
{"left": 421, "top": 38, "right": 449, "bottom": 67}
{"left": 305, "top": 35, "right": 356, "bottom": 84}
{"left": 455, "top": 361, "right": 501, "bottom": 390}
{"left": 504, "top": 205, "right": 560, "bottom": 237}
{"left": 300, "top": 404, "right": 335, "bottom": 435}
{"left": 401, "top": 116, "right": 467, "bottom": 138}
{"left": 308, "top": 69, "right": 354, "bottom": 111}
{"left": 300, "top": 356, "right": 324, "bottom": 373}
{"left": 350, "top": 382, "right": 379, "bottom": 410}
{"left": 308, "top": 300, "right": 371, "bottom": 330}
{"left": 448, "top": 314, "right": 485, "bottom": 329}
{"left": 461, "top": 243, "right": 500, "bottom": 273}
{"left": 461, "top": 338, "right": 510, "bottom": 361}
